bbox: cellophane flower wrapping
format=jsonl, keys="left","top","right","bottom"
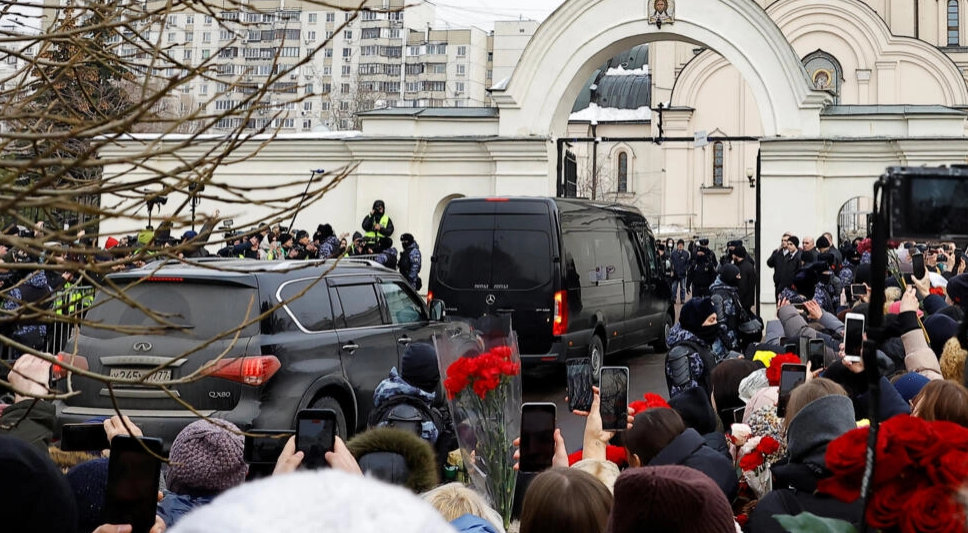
{"left": 434, "top": 316, "right": 522, "bottom": 529}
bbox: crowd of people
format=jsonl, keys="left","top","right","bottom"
{"left": 3, "top": 223, "right": 968, "bottom": 532}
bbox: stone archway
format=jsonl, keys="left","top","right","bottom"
{"left": 492, "top": 0, "right": 829, "bottom": 138}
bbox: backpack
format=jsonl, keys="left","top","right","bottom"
{"left": 367, "top": 394, "right": 457, "bottom": 470}
{"left": 666, "top": 339, "right": 717, "bottom": 396}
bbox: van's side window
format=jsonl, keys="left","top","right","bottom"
{"left": 563, "top": 231, "right": 625, "bottom": 286}
{"left": 641, "top": 235, "right": 660, "bottom": 278}
{"left": 619, "top": 231, "right": 647, "bottom": 282}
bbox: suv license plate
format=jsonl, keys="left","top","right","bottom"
{"left": 108, "top": 368, "right": 172, "bottom": 383}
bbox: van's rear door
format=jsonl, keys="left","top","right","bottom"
{"left": 433, "top": 200, "right": 557, "bottom": 355}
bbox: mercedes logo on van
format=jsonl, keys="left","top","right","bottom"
{"left": 485, "top": 294, "right": 496, "bottom": 305}
{"left": 132, "top": 342, "right": 153, "bottom": 352}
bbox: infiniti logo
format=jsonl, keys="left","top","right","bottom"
{"left": 485, "top": 294, "right": 496, "bottom": 305}
{"left": 132, "top": 342, "right": 153, "bottom": 352}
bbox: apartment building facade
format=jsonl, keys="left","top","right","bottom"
{"left": 39, "top": 0, "right": 535, "bottom": 132}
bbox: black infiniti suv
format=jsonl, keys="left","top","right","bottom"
{"left": 54, "top": 258, "right": 452, "bottom": 445}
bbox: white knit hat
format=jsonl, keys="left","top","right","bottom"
{"left": 170, "top": 470, "right": 457, "bottom": 533}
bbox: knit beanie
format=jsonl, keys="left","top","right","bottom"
{"left": 816, "top": 236, "right": 831, "bottom": 249}
{"left": 66, "top": 458, "right": 110, "bottom": 533}
{"left": 679, "top": 298, "right": 715, "bottom": 334}
{"left": 168, "top": 470, "right": 456, "bottom": 533}
{"left": 733, "top": 246, "right": 747, "bottom": 259}
{"left": 606, "top": 465, "right": 735, "bottom": 533}
{"left": 924, "top": 314, "right": 959, "bottom": 356}
{"left": 0, "top": 435, "right": 79, "bottom": 533}
{"left": 166, "top": 419, "right": 248, "bottom": 495}
{"left": 718, "top": 264, "right": 741, "bottom": 288}
{"left": 941, "top": 337, "right": 967, "bottom": 384}
{"left": 947, "top": 274, "right": 968, "bottom": 307}
{"left": 400, "top": 342, "right": 440, "bottom": 393}
{"left": 893, "top": 373, "right": 930, "bottom": 404}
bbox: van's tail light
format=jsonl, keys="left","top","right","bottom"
{"left": 205, "top": 356, "right": 281, "bottom": 386}
{"left": 426, "top": 291, "right": 433, "bottom": 304}
{"left": 553, "top": 291, "right": 568, "bottom": 336}
{"left": 53, "top": 352, "right": 89, "bottom": 380}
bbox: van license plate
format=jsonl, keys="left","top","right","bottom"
{"left": 108, "top": 368, "right": 172, "bottom": 383}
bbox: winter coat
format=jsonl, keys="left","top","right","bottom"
{"left": 362, "top": 213, "right": 395, "bottom": 240}
{"left": 767, "top": 249, "right": 800, "bottom": 296}
{"left": 3, "top": 271, "right": 53, "bottom": 345}
{"left": 0, "top": 399, "right": 56, "bottom": 453}
{"left": 318, "top": 235, "right": 341, "bottom": 259}
{"left": 736, "top": 257, "right": 757, "bottom": 310}
{"left": 158, "top": 491, "right": 215, "bottom": 528}
{"left": 671, "top": 249, "right": 691, "bottom": 278}
{"left": 648, "top": 428, "right": 739, "bottom": 502}
{"left": 375, "top": 246, "right": 398, "bottom": 270}
{"left": 896, "top": 310, "right": 943, "bottom": 381}
{"left": 709, "top": 278, "right": 743, "bottom": 351}
{"left": 372, "top": 368, "right": 440, "bottom": 444}
{"left": 688, "top": 255, "right": 717, "bottom": 297}
{"left": 451, "top": 515, "right": 502, "bottom": 533}
{"left": 747, "top": 396, "right": 862, "bottom": 533}
{"left": 664, "top": 324, "right": 718, "bottom": 398}
{"left": 399, "top": 242, "right": 422, "bottom": 289}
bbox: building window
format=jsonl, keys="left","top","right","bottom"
{"left": 326, "top": 12, "right": 335, "bottom": 22}
{"left": 802, "top": 50, "right": 843, "bottom": 104}
{"left": 308, "top": 13, "right": 317, "bottom": 23}
{"left": 950, "top": 0, "right": 960, "bottom": 46}
{"left": 617, "top": 152, "right": 628, "bottom": 193}
{"left": 457, "top": 45, "right": 467, "bottom": 56}
{"left": 712, "top": 142, "right": 724, "bottom": 187}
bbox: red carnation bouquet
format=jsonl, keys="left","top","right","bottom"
{"left": 733, "top": 432, "right": 784, "bottom": 497}
{"left": 766, "top": 353, "right": 801, "bottom": 386}
{"left": 437, "top": 328, "right": 522, "bottom": 529}
{"left": 817, "top": 414, "right": 968, "bottom": 532}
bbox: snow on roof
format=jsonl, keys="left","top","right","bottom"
{"left": 99, "top": 131, "right": 363, "bottom": 142}
{"left": 605, "top": 65, "right": 649, "bottom": 76}
{"left": 568, "top": 103, "right": 652, "bottom": 123}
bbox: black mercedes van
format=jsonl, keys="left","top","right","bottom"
{"left": 428, "top": 197, "right": 674, "bottom": 373}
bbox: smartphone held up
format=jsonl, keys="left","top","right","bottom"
{"left": 519, "top": 403, "right": 557, "bottom": 473}
{"left": 566, "top": 358, "right": 594, "bottom": 412}
{"left": 599, "top": 367, "right": 629, "bottom": 432}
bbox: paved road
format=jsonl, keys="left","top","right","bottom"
{"left": 522, "top": 346, "right": 669, "bottom": 453}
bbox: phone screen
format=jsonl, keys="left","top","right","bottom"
{"left": 104, "top": 436, "right": 163, "bottom": 533}
{"left": 60, "top": 423, "right": 110, "bottom": 452}
{"left": 912, "top": 252, "right": 926, "bottom": 280}
{"left": 599, "top": 367, "right": 629, "bottom": 432}
{"left": 808, "top": 339, "right": 826, "bottom": 370}
{"left": 519, "top": 403, "right": 557, "bottom": 473}
{"left": 297, "top": 410, "right": 336, "bottom": 470}
{"left": 783, "top": 343, "right": 799, "bottom": 357}
{"left": 244, "top": 431, "right": 295, "bottom": 464}
{"left": 844, "top": 315, "right": 865, "bottom": 361}
{"left": 776, "top": 364, "right": 807, "bottom": 418}
{"left": 850, "top": 284, "right": 866, "bottom": 301}
{"left": 566, "top": 358, "right": 593, "bottom": 412}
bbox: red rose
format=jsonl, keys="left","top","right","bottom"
{"left": 825, "top": 427, "right": 870, "bottom": 476}
{"left": 736, "top": 514, "right": 750, "bottom": 527}
{"left": 932, "top": 421, "right": 968, "bottom": 454}
{"left": 490, "top": 346, "right": 511, "bottom": 358}
{"left": 926, "top": 450, "right": 968, "bottom": 488}
{"left": 881, "top": 415, "right": 933, "bottom": 452}
{"left": 866, "top": 475, "right": 921, "bottom": 529}
{"left": 739, "top": 451, "right": 764, "bottom": 472}
{"left": 900, "top": 486, "right": 965, "bottom": 533}
{"left": 766, "top": 353, "right": 801, "bottom": 387}
{"left": 817, "top": 474, "right": 863, "bottom": 503}
{"left": 758, "top": 436, "right": 781, "bottom": 456}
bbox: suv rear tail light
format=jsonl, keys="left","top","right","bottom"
{"left": 553, "top": 291, "right": 568, "bottom": 336}
{"left": 426, "top": 290, "right": 433, "bottom": 304}
{"left": 53, "top": 352, "right": 89, "bottom": 380}
{"left": 485, "top": 198, "right": 509, "bottom": 202}
{"left": 205, "top": 356, "right": 281, "bottom": 386}
{"left": 145, "top": 277, "right": 184, "bottom": 282}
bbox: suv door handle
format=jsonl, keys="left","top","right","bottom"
{"left": 341, "top": 343, "right": 360, "bottom": 354}
{"left": 397, "top": 336, "right": 412, "bottom": 346}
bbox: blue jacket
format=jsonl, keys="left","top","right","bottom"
{"left": 399, "top": 243, "right": 422, "bottom": 285}
{"left": 4, "top": 271, "right": 52, "bottom": 339}
{"left": 671, "top": 249, "right": 691, "bottom": 278}
{"left": 451, "top": 515, "right": 501, "bottom": 533}
{"left": 318, "top": 235, "right": 341, "bottom": 259}
{"left": 157, "top": 491, "right": 214, "bottom": 528}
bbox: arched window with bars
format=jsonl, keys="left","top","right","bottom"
{"left": 617, "top": 152, "right": 629, "bottom": 193}
{"left": 712, "top": 142, "right": 724, "bottom": 187}
{"left": 949, "top": 0, "right": 960, "bottom": 46}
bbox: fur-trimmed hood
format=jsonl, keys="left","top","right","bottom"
{"left": 346, "top": 428, "right": 439, "bottom": 494}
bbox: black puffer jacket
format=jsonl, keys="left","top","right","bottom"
{"left": 648, "top": 428, "right": 739, "bottom": 502}
{"left": 667, "top": 386, "right": 730, "bottom": 460}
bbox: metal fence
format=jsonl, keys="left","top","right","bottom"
{"left": 1, "top": 284, "right": 95, "bottom": 363}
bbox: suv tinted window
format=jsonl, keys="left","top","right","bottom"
{"left": 335, "top": 284, "right": 384, "bottom": 328}
{"left": 380, "top": 282, "right": 426, "bottom": 324}
{"left": 83, "top": 283, "right": 260, "bottom": 339}
{"left": 278, "top": 278, "right": 335, "bottom": 332}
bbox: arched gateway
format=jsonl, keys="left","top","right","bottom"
{"left": 492, "top": 0, "right": 830, "bottom": 138}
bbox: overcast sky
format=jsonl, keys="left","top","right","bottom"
{"left": 432, "top": 0, "right": 564, "bottom": 30}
